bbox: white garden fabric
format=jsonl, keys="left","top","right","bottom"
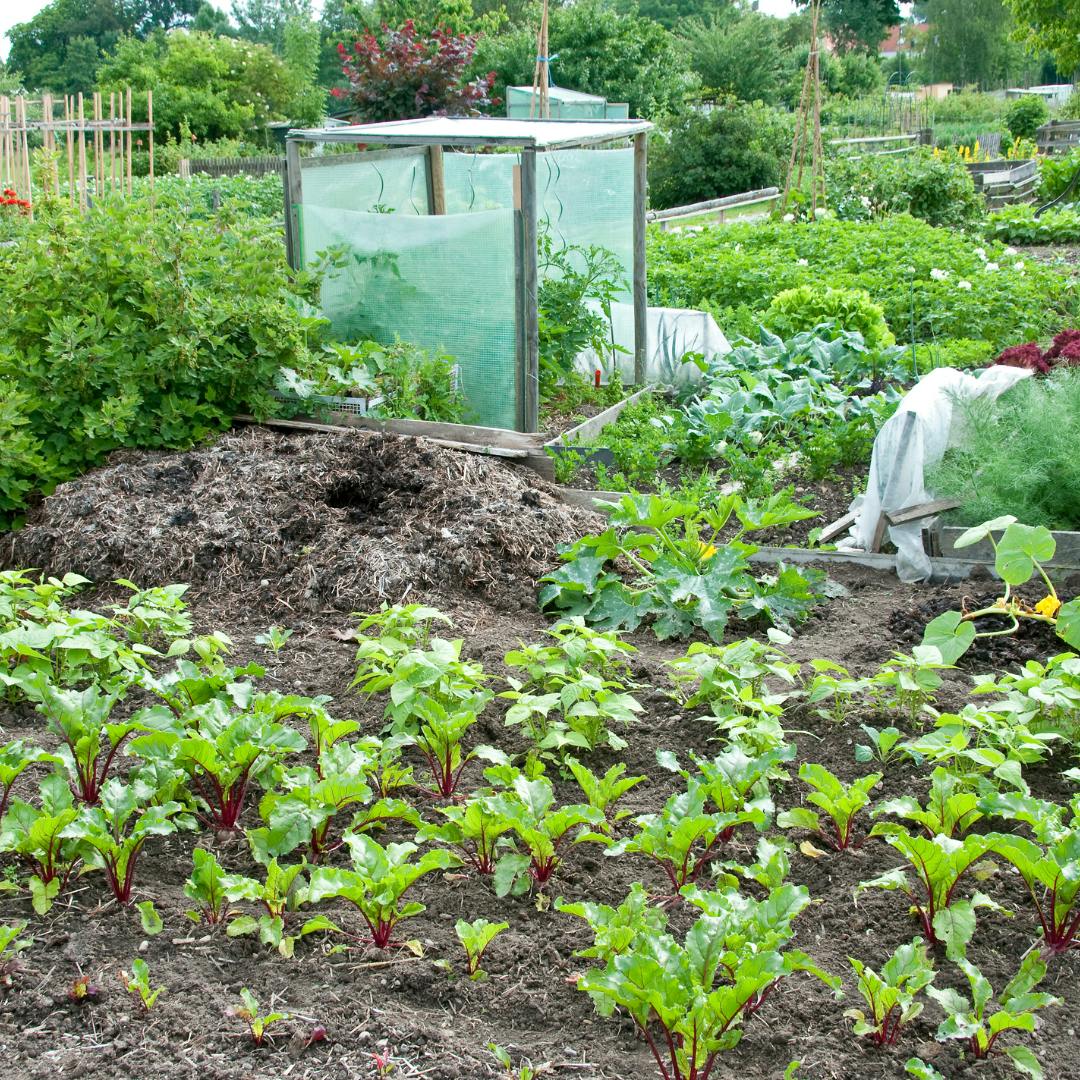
{"left": 838, "top": 364, "right": 1033, "bottom": 581}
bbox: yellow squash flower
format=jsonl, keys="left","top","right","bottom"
{"left": 698, "top": 542, "right": 717, "bottom": 561}
{"left": 1034, "top": 595, "right": 1061, "bottom": 618}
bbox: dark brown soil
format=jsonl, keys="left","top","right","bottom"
{"left": 1, "top": 430, "right": 1078, "bottom": 1080}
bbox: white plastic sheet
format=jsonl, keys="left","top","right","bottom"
{"left": 838, "top": 365, "right": 1033, "bottom": 581}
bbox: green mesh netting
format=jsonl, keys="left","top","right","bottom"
{"left": 300, "top": 204, "right": 519, "bottom": 431}
{"left": 300, "top": 152, "right": 429, "bottom": 214}
{"left": 442, "top": 151, "right": 517, "bottom": 213}
{"left": 539, "top": 147, "right": 634, "bottom": 302}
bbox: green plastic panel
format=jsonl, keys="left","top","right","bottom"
{"left": 300, "top": 152, "right": 429, "bottom": 214}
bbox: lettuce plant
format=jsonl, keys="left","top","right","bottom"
{"left": 927, "top": 954, "right": 1060, "bottom": 1075}
{"left": 307, "top": 833, "right": 460, "bottom": 948}
{"left": 69, "top": 778, "right": 193, "bottom": 905}
{"left": 845, "top": 938, "right": 935, "bottom": 1046}
{"left": 0, "top": 773, "right": 83, "bottom": 913}
{"left": 777, "top": 764, "right": 881, "bottom": 851}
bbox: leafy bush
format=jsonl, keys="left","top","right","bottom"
{"left": 985, "top": 204, "right": 1080, "bottom": 246}
{"left": 333, "top": 20, "right": 496, "bottom": 123}
{"left": 827, "top": 149, "right": 984, "bottom": 229}
{"left": 648, "top": 98, "right": 793, "bottom": 210}
{"left": 647, "top": 216, "right": 1076, "bottom": 349}
{"left": 928, "top": 368, "right": 1080, "bottom": 530}
{"left": 763, "top": 286, "right": 895, "bottom": 351}
{"left": 1037, "top": 147, "right": 1080, "bottom": 202}
{"left": 0, "top": 200, "right": 314, "bottom": 527}
{"left": 1004, "top": 95, "right": 1050, "bottom": 142}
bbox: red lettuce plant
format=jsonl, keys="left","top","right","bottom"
{"left": 993, "top": 342, "right": 1050, "bottom": 373}
{"left": 1044, "top": 329, "right": 1080, "bottom": 361}
{"left": 994, "top": 329, "right": 1080, "bottom": 373}
{"left": 333, "top": 21, "right": 497, "bottom": 123}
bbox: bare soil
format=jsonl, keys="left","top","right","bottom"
{"left": 1, "top": 429, "right": 1077, "bottom": 1080}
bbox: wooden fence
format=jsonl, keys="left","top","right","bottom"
{"left": 647, "top": 187, "right": 780, "bottom": 229}
{"left": 0, "top": 90, "right": 154, "bottom": 214}
{"left": 179, "top": 156, "right": 286, "bottom": 178}
{"left": 1036, "top": 119, "right": 1080, "bottom": 156}
{"left": 829, "top": 130, "right": 933, "bottom": 157}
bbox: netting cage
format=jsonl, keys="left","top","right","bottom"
{"left": 285, "top": 117, "right": 652, "bottom": 432}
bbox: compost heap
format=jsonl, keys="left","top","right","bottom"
{"left": 3, "top": 428, "right": 597, "bottom": 615}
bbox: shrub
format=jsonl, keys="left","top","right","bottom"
{"left": 827, "top": 149, "right": 984, "bottom": 229}
{"left": 763, "top": 286, "right": 895, "bottom": 351}
{"left": 1038, "top": 147, "right": 1080, "bottom": 202}
{"left": 0, "top": 200, "right": 315, "bottom": 527}
{"left": 648, "top": 98, "right": 793, "bottom": 209}
{"left": 985, "top": 203, "right": 1080, "bottom": 246}
{"left": 1005, "top": 95, "right": 1050, "bottom": 141}
{"left": 647, "top": 215, "right": 1076, "bottom": 349}
{"left": 928, "top": 367, "right": 1080, "bottom": 530}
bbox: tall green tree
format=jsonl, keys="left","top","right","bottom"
{"left": 616, "top": 0, "right": 726, "bottom": 31}
{"left": 1004, "top": 0, "right": 1080, "bottom": 74}
{"left": 802, "top": 0, "right": 900, "bottom": 53}
{"left": 231, "top": 0, "right": 312, "bottom": 52}
{"left": 922, "top": 0, "right": 1026, "bottom": 88}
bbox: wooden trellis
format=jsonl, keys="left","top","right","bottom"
{"left": 0, "top": 90, "right": 154, "bottom": 214}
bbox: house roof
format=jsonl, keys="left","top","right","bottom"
{"left": 288, "top": 116, "right": 652, "bottom": 149}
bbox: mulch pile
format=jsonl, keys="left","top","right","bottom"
{"left": 3, "top": 427, "right": 599, "bottom": 618}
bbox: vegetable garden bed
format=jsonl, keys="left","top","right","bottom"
{"left": 1, "top": 429, "right": 1078, "bottom": 1080}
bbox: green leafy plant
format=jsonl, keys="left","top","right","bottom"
{"left": 254, "top": 626, "right": 294, "bottom": 653}
{"left": 556, "top": 883, "right": 667, "bottom": 965}
{"left": 229, "top": 988, "right": 290, "bottom": 1047}
{"left": 0, "top": 739, "right": 56, "bottom": 821}
{"left": 119, "top": 957, "right": 165, "bottom": 1011}
{"left": 417, "top": 796, "right": 516, "bottom": 877}
{"left": 871, "top": 648, "right": 952, "bottom": 725}
{"left": 0, "top": 921, "right": 32, "bottom": 986}
{"left": 540, "top": 492, "right": 821, "bottom": 642}
{"left": 667, "top": 634, "right": 800, "bottom": 710}
{"left": 927, "top": 954, "right": 1059, "bottom": 1076}
{"left": 845, "top": 938, "right": 936, "bottom": 1046}
{"left": 778, "top": 765, "right": 881, "bottom": 851}
{"left": 805, "top": 660, "right": 870, "bottom": 725}
{"left": 854, "top": 724, "right": 906, "bottom": 765}
{"left": 411, "top": 698, "right": 494, "bottom": 798}
{"left": 764, "top": 285, "right": 894, "bottom": 351}
{"left": 307, "top": 833, "right": 460, "bottom": 948}
{"left": 566, "top": 757, "right": 645, "bottom": 832}
{"left": 872, "top": 767, "right": 983, "bottom": 840}
{"left": 454, "top": 918, "right": 508, "bottom": 980}
{"left": 184, "top": 847, "right": 230, "bottom": 925}
{"left": 223, "top": 856, "right": 329, "bottom": 957}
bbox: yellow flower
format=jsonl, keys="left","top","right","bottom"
{"left": 1034, "top": 595, "right": 1062, "bottom": 618}
{"left": 698, "top": 542, "right": 717, "bottom": 561}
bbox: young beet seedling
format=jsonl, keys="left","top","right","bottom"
{"left": 0, "top": 921, "right": 32, "bottom": 987}
{"left": 119, "top": 957, "right": 165, "bottom": 1011}
{"left": 846, "top": 938, "right": 936, "bottom": 1047}
{"left": 229, "top": 988, "right": 289, "bottom": 1047}
{"left": 254, "top": 626, "right": 293, "bottom": 654}
{"left": 778, "top": 764, "right": 882, "bottom": 851}
{"left": 455, "top": 918, "right": 509, "bottom": 980}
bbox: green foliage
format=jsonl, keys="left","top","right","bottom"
{"left": 648, "top": 98, "right": 793, "bottom": 209}
{"left": 417, "top": 796, "right": 515, "bottom": 876}
{"left": 921, "top": 0, "right": 1026, "bottom": 90}
{"left": 97, "top": 30, "right": 297, "bottom": 141}
{"left": 827, "top": 149, "right": 984, "bottom": 229}
{"left": 0, "top": 201, "right": 316, "bottom": 527}
{"left": 986, "top": 204, "right": 1080, "bottom": 246}
{"left": 927, "top": 954, "right": 1059, "bottom": 1074}
{"left": 230, "top": 987, "right": 290, "bottom": 1047}
{"left": 566, "top": 758, "right": 645, "bottom": 831}
{"left": 778, "top": 765, "right": 881, "bottom": 851}
{"left": 648, "top": 216, "right": 1076, "bottom": 349}
{"left": 0, "top": 921, "right": 32, "bottom": 983}
{"left": 763, "top": 286, "right": 894, "bottom": 351}
{"left": 539, "top": 493, "right": 822, "bottom": 642}
{"left": 1038, "top": 147, "right": 1080, "bottom": 202}
{"left": 121, "top": 957, "right": 165, "bottom": 1011}
{"left": 223, "top": 856, "right": 327, "bottom": 956}
{"left": 1005, "top": 95, "right": 1050, "bottom": 142}
{"left": 846, "top": 938, "right": 936, "bottom": 1045}
{"left": 873, "top": 767, "right": 984, "bottom": 839}
{"left": 307, "top": 832, "right": 460, "bottom": 947}
{"left": 184, "top": 847, "right": 230, "bottom": 924}
{"left": 929, "top": 371, "right": 1080, "bottom": 532}
{"left": 805, "top": 660, "right": 870, "bottom": 725}
{"left": 454, "top": 917, "right": 508, "bottom": 979}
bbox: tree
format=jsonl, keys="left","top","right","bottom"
{"left": 192, "top": 2, "right": 237, "bottom": 36}
{"left": 231, "top": 0, "right": 312, "bottom": 52}
{"left": 682, "top": 6, "right": 793, "bottom": 104}
{"left": 334, "top": 21, "right": 497, "bottom": 122}
{"left": 615, "top": 0, "right": 727, "bottom": 31}
{"left": 96, "top": 30, "right": 297, "bottom": 140}
{"left": 922, "top": 0, "right": 1025, "bottom": 88}
{"left": 7, "top": 0, "right": 199, "bottom": 92}
{"left": 802, "top": 0, "right": 901, "bottom": 54}
{"left": 1004, "top": 0, "right": 1080, "bottom": 74}
{"left": 283, "top": 15, "right": 326, "bottom": 124}
{"left": 473, "top": 0, "right": 694, "bottom": 118}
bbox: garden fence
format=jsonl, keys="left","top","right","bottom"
{"left": 0, "top": 90, "right": 153, "bottom": 214}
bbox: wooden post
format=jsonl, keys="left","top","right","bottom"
{"left": 147, "top": 90, "right": 154, "bottom": 205}
{"left": 77, "top": 92, "right": 87, "bottom": 211}
{"left": 427, "top": 145, "right": 446, "bottom": 214}
{"left": 93, "top": 92, "right": 103, "bottom": 192}
{"left": 632, "top": 131, "right": 648, "bottom": 386}
{"left": 520, "top": 148, "right": 540, "bottom": 433}
{"left": 65, "top": 96, "right": 75, "bottom": 206}
{"left": 18, "top": 97, "right": 32, "bottom": 215}
{"left": 125, "top": 87, "right": 133, "bottom": 196}
{"left": 0, "top": 97, "right": 9, "bottom": 190}
{"left": 284, "top": 138, "right": 304, "bottom": 270}
{"left": 109, "top": 92, "right": 116, "bottom": 193}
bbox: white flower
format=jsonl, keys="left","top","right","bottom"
{"left": 720, "top": 480, "right": 743, "bottom": 496}
{"left": 957, "top": 280, "right": 972, "bottom": 290}
{"left": 1004, "top": 246, "right": 1017, "bottom": 255}
{"left": 973, "top": 247, "right": 987, "bottom": 259}
{"left": 733, "top": 243, "right": 742, "bottom": 253}
{"left": 860, "top": 195, "right": 871, "bottom": 208}
{"left": 814, "top": 207, "right": 827, "bottom": 219}
{"left": 1013, "top": 260, "right": 1025, "bottom": 271}
{"left": 930, "top": 268, "right": 948, "bottom": 281}
{"left": 984, "top": 261, "right": 999, "bottom": 272}
{"left": 797, "top": 258, "right": 808, "bottom": 267}
{"left": 783, "top": 213, "right": 795, "bottom": 223}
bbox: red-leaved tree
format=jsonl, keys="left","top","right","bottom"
{"left": 333, "top": 20, "right": 498, "bottom": 122}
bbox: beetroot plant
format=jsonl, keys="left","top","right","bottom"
{"left": 229, "top": 988, "right": 289, "bottom": 1047}
{"left": 777, "top": 764, "right": 881, "bottom": 851}
{"left": 846, "top": 938, "right": 936, "bottom": 1046}
{"left": 184, "top": 847, "right": 230, "bottom": 925}
{"left": 418, "top": 797, "right": 515, "bottom": 876}
{"left": 455, "top": 918, "right": 508, "bottom": 979}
